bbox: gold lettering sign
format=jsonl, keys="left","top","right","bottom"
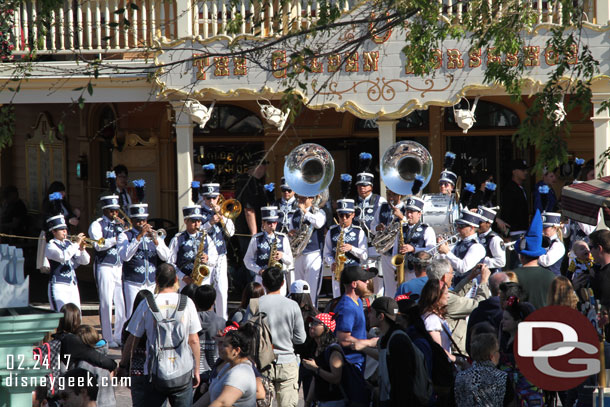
{"left": 214, "top": 57, "right": 230, "bottom": 76}
{"left": 272, "top": 51, "right": 288, "bottom": 79}
{"left": 363, "top": 51, "right": 379, "bottom": 72}
{"left": 193, "top": 54, "right": 210, "bottom": 80}
{"left": 446, "top": 49, "right": 464, "bottom": 69}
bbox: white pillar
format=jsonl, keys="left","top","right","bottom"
{"left": 596, "top": 0, "right": 610, "bottom": 25}
{"left": 377, "top": 120, "right": 397, "bottom": 199}
{"left": 175, "top": 0, "right": 193, "bottom": 37}
{"left": 591, "top": 95, "right": 610, "bottom": 177}
{"left": 171, "top": 101, "right": 195, "bottom": 226}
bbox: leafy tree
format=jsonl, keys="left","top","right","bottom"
{"left": 0, "top": 0, "right": 607, "bottom": 174}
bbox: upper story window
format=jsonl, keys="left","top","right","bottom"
{"left": 444, "top": 100, "right": 520, "bottom": 130}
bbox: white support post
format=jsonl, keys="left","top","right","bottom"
{"left": 377, "top": 119, "right": 397, "bottom": 199}
{"left": 175, "top": 0, "right": 193, "bottom": 37}
{"left": 591, "top": 94, "right": 610, "bottom": 177}
{"left": 596, "top": 0, "right": 610, "bottom": 25}
{"left": 171, "top": 101, "right": 195, "bottom": 226}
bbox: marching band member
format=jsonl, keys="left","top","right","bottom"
{"left": 391, "top": 196, "right": 436, "bottom": 289}
{"left": 355, "top": 152, "right": 387, "bottom": 295}
{"left": 88, "top": 193, "right": 126, "bottom": 347}
{"left": 439, "top": 152, "right": 458, "bottom": 196}
{"left": 244, "top": 206, "right": 293, "bottom": 295}
{"left": 118, "top": 181, "right": 170, "bottom": 317}
{"left": 538, "top": 212, "right": 566, "bottom": 276}
{"left": 372, "top": 187, "right": 406, "bottom": 298}
{"left": 288, "top": 192, "right": 326, "bottom": 305}
{"left": 200, "top": 163, "right": 235, "bottom": 320}
{"left": 168, "top": 197, "right": 218, "bottom": 290}
{"left": 437, "top": 210, "right": 486, "bottom": 277}
{"left": 324, "top": 175, "right": 368, "bottom": 298}
{"left": 476, "top": 206, "right": 506, "bottom": 273}
{"left": 275, "top": 177, "right": 298, "bottom": 234}
{"left": 112, "top": 165, "right": 133, "bottom": 212}
{"left": 46, "top": 194, "right": 89, "bottom": 311}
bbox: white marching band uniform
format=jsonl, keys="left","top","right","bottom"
{"left": 168, "top": 230, "right": 218, "bottom": 289}
{"left": 289, "top": 206, "right": 326, "bottom": 305}
{"left": 117, "top": 214, "right": 171, "bottom": 318}
{"left": 356, "top": 194, "right": 386, "bottom": 297}
{"left": 244, "top": 230, "right": 293, "bottom": 296}
{"left": 442, "top": 234, "right": 486, "bottom": 277}
{"left": 89, "top": 210, "right": 126, "bottom": 346}
{"left": 323, "top": 224, "right": 368, "bottom": 298}
{"left": 478, "top": 229, "right": 506, "bottom": 271}
{"left": 200, "top": 205, "right": 234, "bottom": 320}
{"left": 46, "top": 235, "right": 89, "bottom": 312}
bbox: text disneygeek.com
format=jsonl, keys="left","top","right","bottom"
{"left": 5, "top": 373, "right": 131, "bottom": 389}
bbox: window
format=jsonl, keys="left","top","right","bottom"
{"left": 355, "top": 110, "right": 429, "bottom": 131}
{"left": 445, "top": 100, "right": 520, "bottom": 130}
{"left": 193, "top": 105, "right": 263, "bottom": 136}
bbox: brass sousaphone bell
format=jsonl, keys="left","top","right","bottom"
{"left": 379, "top": 141, "right": 433, "bottom": 285}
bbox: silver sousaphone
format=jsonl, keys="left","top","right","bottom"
{"left": 284, "top": 143, "right": 334, "bottom": 256}
{"left": 380, "top": 141, "right": 433, "bottom": 196}
{"left": 373, "top": 141, "right": 433, "bottom": 253}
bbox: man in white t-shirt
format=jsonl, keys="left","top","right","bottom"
{"left": 123, "top": 263, "right": 201, "bottom": 406}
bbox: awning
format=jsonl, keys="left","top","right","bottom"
{"left": 561, "top": 176, "right": 610, "bottom": 226}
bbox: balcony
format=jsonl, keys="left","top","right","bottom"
{"left": 8, "top": 0, "right": 602, "bottom": 56}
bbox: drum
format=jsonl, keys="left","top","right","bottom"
{"left": 422, "top": 193, "right": 460, "bottom": 235}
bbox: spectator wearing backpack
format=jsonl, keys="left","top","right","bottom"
{"left": 195, "top": 324, "right": 259, "bottom": 406}
{"left": 119, "top": 290, "right": 151, "bottom": 407}
{"left": 453, "top": 333, "right": 516, "bottom": 406}
{"left": 229, "top": 282, "right": 265, "bottom": 325}
{"left": 333, "top": 266, "right": 378, "bottom": 407}
{"left": 302, "top": 312, "right": 346, "bottom": 407}
{"left": 361, "top": 297, "right": 433, "bottom": 407}
{"left": 124, "top": 263, "right": 202, "bottom": 407}
{"left": 250, "top": 266, "right": 306, "bottom": 407}
{"left": 194, "top": 285, "right": 226, "bottom": 380}
{"left": 396, "top": 296, "right": 455, "bottom": 406}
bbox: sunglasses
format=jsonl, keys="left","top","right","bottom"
{"left": 338, "top": 213, "right": 351, "bottom": 218}
{"left": 281, "top": 188, "right": 293, "bottom": 193}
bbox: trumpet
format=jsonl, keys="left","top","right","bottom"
{"left": 427, "top": 233, "right": 460, "bottom": 254}
{"left": 147, "top": 228, "right": 167, "bottom": 240}
{"left": 69, "top": 235, "right": 105, "bottom": 248}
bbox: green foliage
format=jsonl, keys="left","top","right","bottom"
{"left": 0, "top": 105, "right": 15, "bottom": 151}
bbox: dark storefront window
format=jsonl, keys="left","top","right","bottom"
{"left": 193, "top": 105, "right": 264, "bottom": 191}
{"left": 444, "top": 100, "right": 520, "bottom": 130}
{"left": 193, "top": 105, "right": 263, "bottom": 136}
{"left": 355, "top": 110, "right": 430, "bottom": 131}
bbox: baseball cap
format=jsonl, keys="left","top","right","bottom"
{"left": 371, "top": 297, "right": 399, "bottom": 321}
{"left": 340, "top": 265, "right": 378, "bottom": 284}
{"left": 510, "top": 159, "right": 528, "bottom": 171}
{"left": 290, "top": 280, "right": 311, "bottom": 294}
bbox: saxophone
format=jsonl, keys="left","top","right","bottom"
{"left": 192, "top": 230, "right": 210, "bottom": 286}
{"left": 391, "top": 221, "right": 406, "bottom": 285}
{"left": 334, "top": 228, "right": 347, "bottom": 281}
{"left": 268, "top": 236, "right": 282, "bottom": 269}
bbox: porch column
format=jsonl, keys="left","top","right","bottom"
{"left": 591, "top": 94, "right": 610, "bottom": 177}
{"left": 377, "top": 119, "right": 397, "bottom": 198}
{"left": 596, "top": 0, "right": 610, "bottom": 25}
{"left": 171, "top": 101, "right": 195, "bottom": 226}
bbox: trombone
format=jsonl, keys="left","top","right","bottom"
{"left": 216, "top": 195, "right": 242, "bottom": 234}
{"left": 426, "top": 233, "right": 460, "bottom": 255}
{"left": 114, "top": 208, "right": 133, "bottom": 231}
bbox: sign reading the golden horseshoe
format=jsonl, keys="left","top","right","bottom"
{"left": 154, "top": 4, "right": 610, "bottom": 119}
